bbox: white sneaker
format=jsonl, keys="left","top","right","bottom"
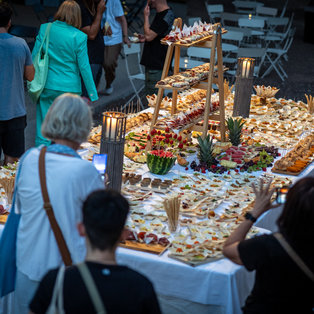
{"left": 105, "top": 86, "right": 113, "bottom": 95}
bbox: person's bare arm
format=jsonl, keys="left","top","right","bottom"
{"left": 143, "top": 4, "right": 158, "bottom": 42}
{"left": 81, "top": 0, "right": 106, "bottom": 40}
{"left": 24, "top": 64, "right": 35, "bottom": 81}
{"left": 223, "top": 179, "right": 278, "bottom": 265}
{"left": 116, "top": 15, "right": 131, "bottom": 47}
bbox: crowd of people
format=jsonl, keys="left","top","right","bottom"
{"left": 0, "top": 0, "right": 173, "bottom": 160}
{"left": 0, "top": 0, "right": 314, "bottom": 313}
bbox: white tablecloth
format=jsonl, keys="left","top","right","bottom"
{"left": 1, "top": 165, "right": 313, "bottom": 314}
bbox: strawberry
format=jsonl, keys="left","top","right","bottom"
{"left": 157, "top": 130, "right": 161, "bottom": 135}
{"left": 185, "top": 167, "right": 189, "bottom": 171}
{"left": 173, "top": 134, "right": 177, "bottom": 139}
{"left": 183, "top": 139, "right": 187, "bottom": 144}
{"left": 262, "top": 167, "right": 267, "bottom": 171}
{"left": 178, "top": 143, "right": 183, "bottom": 149}
{"left": 165, "top": 127, "right": 170, "bottom": 133}
{"left": 178, "top": 135, "right": 182, "bottom": 141}
{"left": 147, "top": 135, "right": 151, "bottom": 140}
{"left": 165, "top": 138, "right": 170, "bottom": 144}
{"left": 170, "top": 140, "right": 174, "bottom": 145}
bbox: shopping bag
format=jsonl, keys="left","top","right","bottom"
{"left": 0, "top": 204, "right": 20, "bottom": 297}
{"left": 0, "top": 148, "right": 33, "bottom": 297}
{"left": 28, "top": 23, "right": 52, "bottom": 104}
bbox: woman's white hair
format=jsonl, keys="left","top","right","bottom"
{"left": 42, "top": 93, "right": 92, "bottom": 144}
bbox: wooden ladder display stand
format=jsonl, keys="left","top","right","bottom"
{"left": 148, "top": 18, "right": 226, "bottom": 147}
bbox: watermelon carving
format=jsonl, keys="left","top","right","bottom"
{"left": 147, "top": 150, "right": 176, "bottom": 175}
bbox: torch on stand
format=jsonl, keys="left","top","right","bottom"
{"left": 100, "top": 111, "right": 127, "bottom": 191}
{"left": 233, "top": 57, "right": 255, "bottom": 118}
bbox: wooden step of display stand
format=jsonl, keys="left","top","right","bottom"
{"left": 147, "top": 19, "right": 227, "bottom": 151}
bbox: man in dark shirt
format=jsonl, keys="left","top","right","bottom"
{"left": 29, "top": 190, "right": 161, "bottom": 314}
{"left": 139, "top": 0, "right": 174, "bottom": 95}
{"left": 78, "top": 0, "right": 106, "bottom": 96}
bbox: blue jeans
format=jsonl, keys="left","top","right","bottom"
{"left": 81, "top": 64, "right": 102, "bottom": 98}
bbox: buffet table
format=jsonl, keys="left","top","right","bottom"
{"left": 0, "top": 87, "right": 313, "bottom": 313}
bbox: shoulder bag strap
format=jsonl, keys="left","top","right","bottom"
{"left": 77, "top": 263, "right": 107, "bottom": 314}
{"left": 274, "top": 233, "right": 314, "bottom": 281}
{"left": 38, "top": 146, "right": 72, "bottom": 266}
{"left": 37, "top": 23, "right": 52, "bottom": 58}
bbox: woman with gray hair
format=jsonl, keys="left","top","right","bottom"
{"left": 12, "top": 93, "right": 104, "bottom": 314}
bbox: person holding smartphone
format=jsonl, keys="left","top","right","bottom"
{"left": 223, "top": 177, "right": 314, "bottom": 314}
{"left": 139, "top": 0, "right": 174, "bottom": 96}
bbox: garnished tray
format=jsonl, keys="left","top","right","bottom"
{"left": 168, "top": 253, "right": 223, "bottom": 266}
{"left": 119, "top": 240, "right": 168, "bottom": 255}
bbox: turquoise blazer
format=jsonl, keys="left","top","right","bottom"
{"left": 32, "top": 20, "right": 98, "bottom": 101}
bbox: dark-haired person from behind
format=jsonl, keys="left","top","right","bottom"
{"left": 29, "top": 190, "right": 161, "bottom": 314}
{"left": 223, "top": 177, "right": 314, "bottom": 314}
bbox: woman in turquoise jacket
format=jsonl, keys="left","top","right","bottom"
{"left": 32, "top": 0, "right": 98, "bottom": 146}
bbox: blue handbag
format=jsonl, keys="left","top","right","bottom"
{"left": 0, "top": 149, "right": 32, "bottom": 297}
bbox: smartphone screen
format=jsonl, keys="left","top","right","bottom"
{"left": 92, "top": 154, "right": 107, "bottom": 174}
{"left": 276, "top": 187, "right": 289, "bottom": 204}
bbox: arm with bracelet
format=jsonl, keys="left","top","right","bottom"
{"left": 222, "top": 179, "right": 279, "bottom": 265}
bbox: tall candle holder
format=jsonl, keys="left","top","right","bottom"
{"left": 100, "top": 111, "right": 127, "bottom": 191}
{"left": 233, "top": 57, "right": 255, "bottom": 118}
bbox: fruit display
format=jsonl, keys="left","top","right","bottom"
{"left": 226, "top": 117, "right": 245, "bottom": 146}
{"left": 147, "top": 150, "right": 176, "bottom": 175}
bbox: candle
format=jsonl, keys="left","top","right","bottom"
{"left": 245, "top": 60, "right": 251, "bottom": 78}
{"left": 184, "top": 58, "right": 188, "bottom": 69}
{"left": 104, "top": 115, "right": 117, "bottom": 140}
{"left": 248, "top": 14, "right": 252, "bottom": 20}
{"left": 242, "top": 59, "right": 247, "bottom": 78}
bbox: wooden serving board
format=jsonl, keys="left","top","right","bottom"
{"left": 168, "top": 253, "right": 223, "bottom": 266}
{"left": 271, "top": 166, "right": 310, "bottom": 176}
{"left": 161, "top": 29, "right": 227, "bottom": 48}
{"left": 119, "top": 240, "right": 168, "bottom": 255}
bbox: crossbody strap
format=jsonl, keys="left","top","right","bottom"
{"left": 38, "top": 146, "right": 72, "bottom": 266}
{"left": 274, "top": 233, "right": 314, "bottom": 282}
{"left": 77, "top": 263, "right": 106, "bottom": 314}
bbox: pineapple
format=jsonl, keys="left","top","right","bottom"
{"left": 197, "top": 135, "right": 215, "bottom": 167}
{"left": 226, "top": 117, "right": 245, "bottom": 146}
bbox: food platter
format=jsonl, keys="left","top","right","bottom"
{"left": 120, "top": 240, "right": 168, "bottom": 255}
{"left": 168, "top": 254, "right": 223, "bottom": 266}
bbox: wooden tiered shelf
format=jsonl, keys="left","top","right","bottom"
{"left": 148, "top": 18, "right": 227, "bottom": 146}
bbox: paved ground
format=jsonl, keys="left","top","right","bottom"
{"left": 8, "top": 0, "right": 314, "bottom": 149}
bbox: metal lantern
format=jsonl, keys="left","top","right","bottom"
{"left": 100, "top": 111, "right": 127, "bottom": 191}
{"left": 233, "top": 57, "right": 255, "bottom": 118}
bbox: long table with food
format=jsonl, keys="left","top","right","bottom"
{"left": 0, "top": 86, "right": 313, "bottom": 314}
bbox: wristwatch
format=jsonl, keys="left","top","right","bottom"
{"left": 244, "top": 212, "right": 257, "bottom": 223}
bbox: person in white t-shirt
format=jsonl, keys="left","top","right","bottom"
{"left": 102, "top": 0, "right": 130, "bottom": 95}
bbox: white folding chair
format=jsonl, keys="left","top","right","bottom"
{"left": 256, "top": 6, "right": 278, "bottom": 17}
{"left": 221, "top": 12, "right": 244, "bottom": 27}
{"left": 222, "top": 30, "right": 244, "bottom": 66}
{"left": 232, "top": 1, "right": 264, "bottom": 14}
{"left": 187, "top": 47, "right": 211, "bottom": 62}
{"left": 123, "top": 44, "right": 145, "bottom": 109}
{"left": 280, "top": 0, "right": 289, "bottom": 17}
{"left": 206, "top": 4, "right": 224, "bottom": 23}
{"left": 262, "top": 28, "right": 295, "bottom": 81}
{"left": 238, "top": 17, "right": 265, "bottom": 30}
